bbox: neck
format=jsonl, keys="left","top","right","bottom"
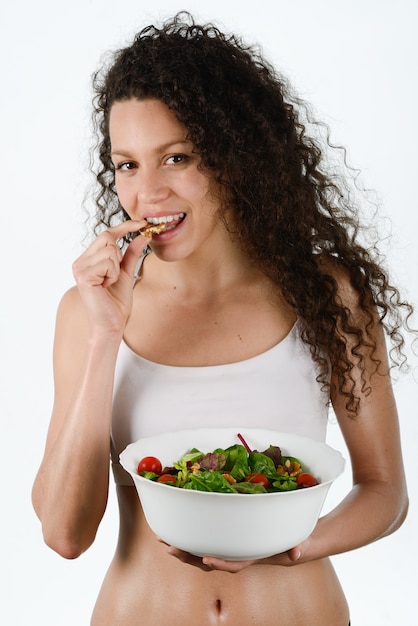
{"left": 146, "top": 241, "right": 263, "bottom": 297}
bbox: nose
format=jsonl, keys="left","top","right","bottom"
{"left": 137, "top": 166, "right": 170, "bottom": 205}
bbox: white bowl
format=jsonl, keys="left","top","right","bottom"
{"left": 120, "top": 428, "right": 345, "bottom": 560}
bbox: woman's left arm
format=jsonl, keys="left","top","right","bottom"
{"left": 302, "top": 316, "right": 408, "bottom": 561}
{"left": 196, "top": 284, "right": 409, "bottom": 572}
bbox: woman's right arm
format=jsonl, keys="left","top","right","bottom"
{"left": 32, "top": 221, "right": 146, "bottom": 559}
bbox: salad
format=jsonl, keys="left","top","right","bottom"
{"left": 136, "top": 433, "right": 319, "bottom": 494}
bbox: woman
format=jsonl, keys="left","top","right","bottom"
{"left": 32, "top": 13, "right": 412, "bottom": 625}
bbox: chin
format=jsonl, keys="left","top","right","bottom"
{"left": 150, "top": 241, "right": 192, "bottom": 263}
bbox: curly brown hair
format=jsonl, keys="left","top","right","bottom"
{"left": 89, "top": 11, "right": 414, "bottom": 415}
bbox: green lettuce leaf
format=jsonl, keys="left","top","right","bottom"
{"left": 233, "top": 481, "right": 267, "bottom": 494}
{"left": 248, "top": 452, "right": 278, "bottom": 480}
{"left": 183, "top": 470, "right": 235, "bottom": 493}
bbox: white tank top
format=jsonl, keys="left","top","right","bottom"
{"left": 111, "top": 321, "right": 330, "bottom": 485}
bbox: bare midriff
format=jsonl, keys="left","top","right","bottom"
{"left": 91, "top": 486, "right": 350, "bottom": 626}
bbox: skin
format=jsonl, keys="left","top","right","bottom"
{"left": 32, "top": 99, "right": 408, "bottom": 625}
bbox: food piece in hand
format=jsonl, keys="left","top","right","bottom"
{"left": 139, "top": 222, "right": 167, "bottom": 237}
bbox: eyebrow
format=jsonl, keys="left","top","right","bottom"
{"left": 111, "top": 138, "right": 192, "bottom": 158}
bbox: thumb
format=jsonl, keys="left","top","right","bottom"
{"left": 121, "top": 234, "right": 150, "bottom": 279}
{"left": 288, "top": 545, "right": 302, "bottom": 562}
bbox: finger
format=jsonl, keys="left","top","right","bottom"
{"left": 201, "top": 556, "right": 253, "bottom": 573}
{"left": 88, "top": 243, "right": 123, "bottom": 267}
{"left": 77, "top": 257, "right": 120, "bottom": 288}
{"left": 105, "top": 219, "right": 145, "bottom": 242}
{"left": 73, "top": 243, "right": 122, "bottom": 284}
{"left": 165, "top": 546, "right": 212, "bottom": 572}
{"left": 101, "top": 255, "right": 123, "bottom": 288}
{"left": 287, "top": 545, "right": 303, "bottom": 562}
{"left": 88, "top": 220, "right": 145, "bottom": 254}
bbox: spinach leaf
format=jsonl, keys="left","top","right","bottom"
{"left": 140, "top": 471, "right": 160, "bottom": 481}
{"left": 180, "top": 450, "right": 204, "bottom": 464}
{"left": 233, "top": 481, "right": 267, "bottom": 494}
{"left": 248, "top": 452, "right": 278, "bottom": 480}
{"left": 271, "top": 476, "right": 298, "bottom": 491}
{"left": 183, "top": 470, "right": 235, "bottom": 493}
{"left": 217, "top": 444, "right": 243, "bottom": 470}
{"left": 280, "top": 455, "right": 303, "bottom": 466}
{"left": 227, "top": 445, "right": 250, "bottom": 481}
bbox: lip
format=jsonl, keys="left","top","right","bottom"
{"left": 150, "top": 214, "right": 187, "bottom": 241}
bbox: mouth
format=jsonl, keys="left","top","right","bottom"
{"left": 140, "top": 212, "right": 185, "bottom": 237}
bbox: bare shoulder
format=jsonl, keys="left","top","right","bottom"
{"left": 52, "top": 286, "right": 90, "bottom": 385}
{"left": 56, "top": 285, "right": 87, "bottom": 319}
{"left": 55, "top": 286, "right": 89, "bottom": 340}
{"left": 37, "top": 287, "right": 91, "bottom": 450}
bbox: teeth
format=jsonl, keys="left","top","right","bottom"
{"left": 146, "top": 213, "right": 185, "bottom": 225}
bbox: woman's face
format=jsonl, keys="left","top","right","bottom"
{"left": 109, "top": 98, "right": 225, "bottom": 262}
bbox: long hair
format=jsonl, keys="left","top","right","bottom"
{"left": 89, "top": 12, "right": 415, "bottom": 414}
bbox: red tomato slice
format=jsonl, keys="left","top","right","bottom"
{"left": 296, "top": 473, "right": 319, "bottom": 488}
{"left": 137, "top": 456, "right": 163, "bottom": 475}
{"left": 157, "top": 474, "right": 177, "bottom": 485}
{"left": 244, "top": 473, "right": 270, "bottom": 489}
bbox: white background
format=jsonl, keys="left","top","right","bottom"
{"left": 1, "top": 1, "right": 417, "bottom": 624}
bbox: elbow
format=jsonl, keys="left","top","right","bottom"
{"left": 42, "top": 525, "right": 93, "bottom": 560}
{"left": 32, "top": 497, "right": 88, "bottom": 559}
{"left": 382, "top": 488, "right": 409, "bottom": 539}
{"left": 32, "top": 488, "right": 101, "bottom": 559}
{"left": 393, "top": 492, "right": 409, "bottom": 533}
{"left": 46, "top": 541, "right": 83, "bottom": 560}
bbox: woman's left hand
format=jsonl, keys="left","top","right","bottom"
{"left": 163, "top": 541, "right": 304, "bottom": 573}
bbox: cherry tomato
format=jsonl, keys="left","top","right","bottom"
{"left": 137, "top": 456, "right": 162, "bottom": 475}
{"left": 244, "top": 473, "right": 270, "bottom": 489}
{"left": 296, "top": 472, "right": 319, "bottom": 488}
{"left": 157, "top": 474, "right": 177, "bottom": 485}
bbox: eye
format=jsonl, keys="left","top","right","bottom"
{"left": 165, "top": 154, "right": 189, "bottom": 165}
{"left": 115, "top": 161, "right": 137, "bottom": 171}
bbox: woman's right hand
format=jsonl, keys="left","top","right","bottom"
{"left": 72, "top": 220, "right": 149, "bottom": 337}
